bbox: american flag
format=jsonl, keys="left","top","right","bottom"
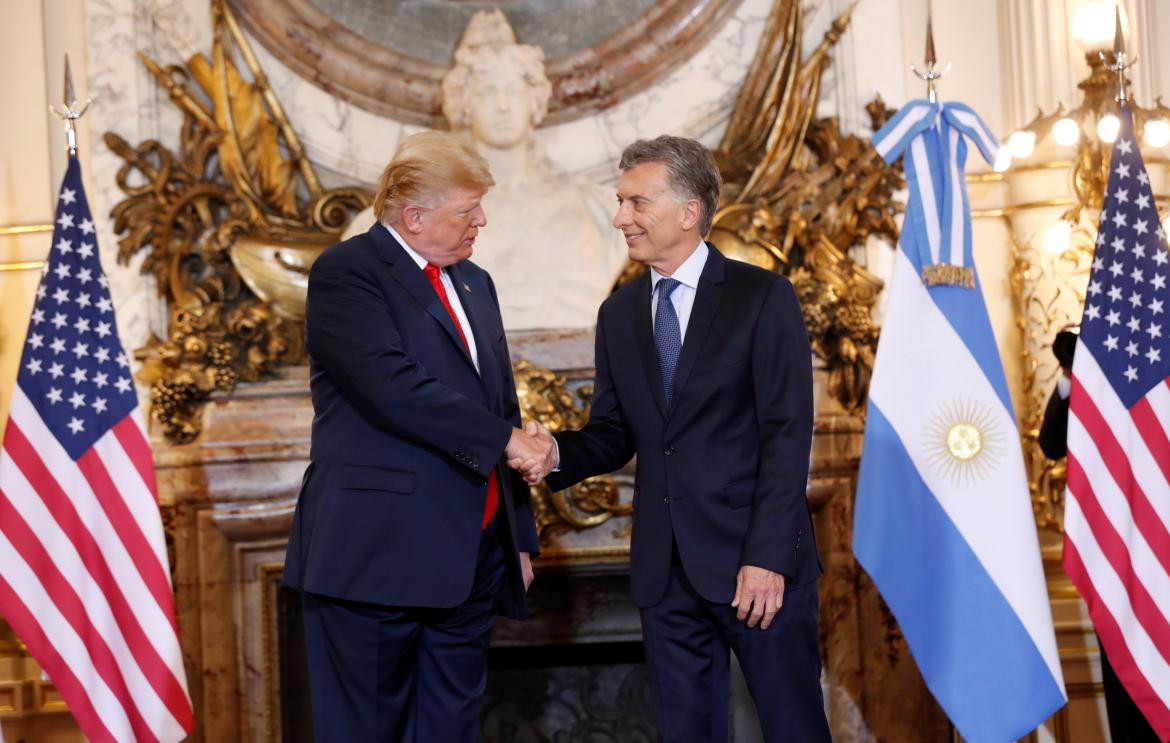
{"left": 1063, "top": 103, "right": 1170, "bottom": 741}
{"left": 0, "top": 156, "right": 192, "bottom": 741}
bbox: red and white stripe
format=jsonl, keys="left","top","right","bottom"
{"left": 0, "top": 386, "right": 192, "bottom": 742}
{"left": 1064, "top": 342, "right": 1170, "bottom": 741}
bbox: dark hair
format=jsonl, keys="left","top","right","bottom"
{"left": 619, "top": 135, "right": 722, "bottom": 235}
{"left": 1053, "top": 329, "right": 1078, "bottom": 370}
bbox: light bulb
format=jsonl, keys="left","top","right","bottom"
{"left": 1044, "top": 221, "right": 1072, "bottom": 254}
{"left": 1052, "top": 118, "right": 1080, "bottom": 146}
{"left": 993, "top": 146, "right": 1013, "bottom": 173}
{"left": 1098, "top": 114, "right": 1121, "bottom": 143}
{"left": 1072, "top": 3, "right": 1129, "bottom": 51}
{"left": 1144, "top": 120, "right": 1170, "bottom": 148}
{"left": 1008, "top": 130, "right": 1036, "bottom": 158}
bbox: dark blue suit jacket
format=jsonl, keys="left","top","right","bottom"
{"left": 283, "top": 224, "right": 540, "bottom": 619}
{"left": 547, "top": 246, "right": 820, "bottom": 607}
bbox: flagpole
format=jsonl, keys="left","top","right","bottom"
{"left": 1100, "top": 6, "right": 1134, "bottom": 104}
{"left": 910, "top": 3, "right": 950, "bottom": 102}
{"left": 48, "top": 54, "right": 92, "bottom": 156}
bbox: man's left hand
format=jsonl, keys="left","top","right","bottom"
{"left": 519, "top": 552, "right": 534, "bottom": 591}
{"left": 731, "top": 565, "right": 785, "bottom": 629}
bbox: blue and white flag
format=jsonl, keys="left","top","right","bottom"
{"left": 854, "top": 100, "right": 1067, "bottom": 741}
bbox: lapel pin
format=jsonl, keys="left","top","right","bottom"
{"left": 462, "top": 282, "right": 471, "bottom": 293}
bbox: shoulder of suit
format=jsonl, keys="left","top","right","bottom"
{"left": 311, "top": 230, "right": 379, "bottom": 275}
{"left": 717, "top": 249, "right": 796, "bottom": 295}
{"left": 600, "top": 271, "right": 648, "bottom": 313}
{"left": 457, "top": 257, "right": 489, "bottom": 281}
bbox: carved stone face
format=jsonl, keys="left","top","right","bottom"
{"left": 467, "top": 68, "right": 535, "bottom": 149}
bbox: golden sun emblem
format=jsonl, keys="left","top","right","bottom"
{"left": 945, "top": 422, "right": 983, "bottom": 461}
{"left": 924, "top": 400, "right": 1002, "bottom": 485}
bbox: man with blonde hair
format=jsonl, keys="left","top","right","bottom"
{"left": 284, "top": 131, "right": 554, "bottom": 741}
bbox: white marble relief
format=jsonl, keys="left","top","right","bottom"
{"left": 115, "top": 0, "right": 780, "bottom": 188}
{"left": 93, "top": 0, "right": 888, "bottom": 192}
{"left": 85, "top": 0, "right": 170, "bottom": 372}
{"left": 345, "top": 9, "right": 633, "bottom": 330}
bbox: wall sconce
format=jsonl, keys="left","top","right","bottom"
{"left": 999, "top": 2, "right": 1170, "bottom": 223}
{"left": 1071, "top": 2, "right": 1128, "bottom": 52}
{"left": 1043, "top": 220, "right": 1073, "bottom": 254}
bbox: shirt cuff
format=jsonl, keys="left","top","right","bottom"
{"left": 551, "top": 436, "right": 561, "bottom": 472}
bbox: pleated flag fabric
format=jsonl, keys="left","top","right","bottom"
{"left": 0, "top": 155, "right": 193, "bottom": 742}
{"left": 1063, "top": 103, "right": 1170, "bottom": 741}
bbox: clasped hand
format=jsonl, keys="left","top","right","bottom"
{"left": 506, "top": 421, "right": 556, "bottom": 484}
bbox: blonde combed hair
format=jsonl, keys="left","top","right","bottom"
{"left": 374, "top": 131, "right": 495, "bottom": 224}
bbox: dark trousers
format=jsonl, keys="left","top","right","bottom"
{"left": 301, "top": 517, "right": 505, "bottom": 742}
{"left": 639, "top": 548, "right": 830, "bottom": 743}
{"left": 1099, "top": 633, "right": 1162, "bottom": 743}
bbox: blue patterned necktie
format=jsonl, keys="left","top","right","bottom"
{"left": 655, "top": 278, "right": 682, "bottom": 406}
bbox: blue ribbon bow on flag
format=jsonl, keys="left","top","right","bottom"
{"left": 873, "top": 100, "right": 1001, "bottom": 288}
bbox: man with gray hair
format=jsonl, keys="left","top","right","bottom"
{"left": 520, "top": 135, "right": 830, "bottom": 741}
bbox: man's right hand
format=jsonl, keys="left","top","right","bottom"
{"left": 506, "top": 422, "right": 556, "bottom": 484}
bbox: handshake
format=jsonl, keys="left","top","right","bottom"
{"left": 505, "top": 421, "right": 557, "bottom": 485}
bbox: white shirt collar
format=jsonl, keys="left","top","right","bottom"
{"left": 382, "top": 222, "right": 429, "bottom": 271}
{"left": 650, "top": 240, "right": 708, "bottom": 292}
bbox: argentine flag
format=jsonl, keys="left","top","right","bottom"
{"left": 854, "top": 100, "right": 1067, "bottom": 741}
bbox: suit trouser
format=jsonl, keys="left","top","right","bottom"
{"left": 639, "top": 547, "right": 830, "bottom": 743}
{"left": 301, "top": 516, "right": 505, "bottom": 742}
{"left": 1099, "top": 633, "right": 1162, "bottom": 742}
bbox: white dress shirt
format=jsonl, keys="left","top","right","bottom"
{"left": 384, "top": 223, "right": 480, "bottom": 373}
{"left": 650, "top": 240, "right": 709, "bottom": 342}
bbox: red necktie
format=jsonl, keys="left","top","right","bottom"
{"left": 423, "top": 263, "right": 498, "bottom": 528}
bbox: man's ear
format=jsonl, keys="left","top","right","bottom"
{"left": 680, "top": 198, "right": 702, "bottom": 231}
{"left": 401, "top": 205, "right": 426, "bottom": 235}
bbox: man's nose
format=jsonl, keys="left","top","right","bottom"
{"left": 613, "top": 203, "right": 630, "bottom": 229}
{"left": 473, "top": 207, "right": 487, "bottom": 228}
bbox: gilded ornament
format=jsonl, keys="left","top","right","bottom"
{"left": 711, "top": 0, "right": 902, "bottom": 415}
{"left": 106, "top": 0, "right": 369, "bottom": 443}
{"left": 1008, "top": 229, "right": 1089, "bottom": 532}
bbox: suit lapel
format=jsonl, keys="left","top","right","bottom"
{"left": 631, "top": 271, "right": 669, "bottom": 419}
{"left": 448, "top": 263, "right": 499, "bottom": 396}
{"left": 372, "top": 224, "right": 477, "bottom": 372}
{"left": 666, "top": 245, "right": 727, "bottom": 418}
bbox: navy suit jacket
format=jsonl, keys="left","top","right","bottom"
{"left": 546, "top": 245, "right": 820, "bottom": 607}
{"left": 283, "top": 224, "right": 540, "bottom": 619}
